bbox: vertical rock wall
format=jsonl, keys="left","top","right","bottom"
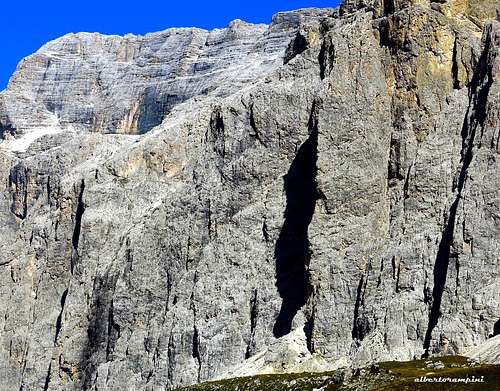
{"left": 0, "top": 2, "right": 498, "bottom": 390}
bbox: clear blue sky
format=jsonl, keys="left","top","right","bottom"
{"left": 1, "top": 0, "right": 339, "bottom": 91}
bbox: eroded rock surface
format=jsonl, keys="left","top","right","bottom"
{"left": 0, "top": 1, "right": 498, "bottom": 390}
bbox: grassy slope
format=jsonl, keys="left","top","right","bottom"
{"left": 175, "top": 356, "right": 500, "bottom": 391}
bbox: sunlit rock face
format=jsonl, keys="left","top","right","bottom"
{"left": 0, "top": 2, "right": 498, "bottom": 390}
{"left": 0, "top": 11, "right": 324, "bottom": 137}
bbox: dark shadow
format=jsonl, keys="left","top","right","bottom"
{"left": 72, "top": 180, "right": 85, "bottom": 251}
{"left": 273, "top": 106, "right": 319, "bottom": 338}
{"left": 383, "top": 0, "right": 395, "bottom": 16}
{"left": 491, "top": 320, "right": 500, "bottom": 338}
{"left": 0, "top": 122, "right": 16, "bottom": 140}
{"left": 284, "top": 32, "right": 308, "bottom": 64}
{"left": 137, "top": 89, "right": 187, "bottom": 134}
{"left": 352, "top": 276, "right": 372, "bottom": 341}
{"left": 318, "top": 38, "right": 335, "bottom": 81}
{"left": 79, "top": 273, "right": 119, "bottom": 389}
{"left": 422, "top": 198, "right": 458, "bottom": 356}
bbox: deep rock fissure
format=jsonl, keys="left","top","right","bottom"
{"left": 105, "top": 300, "right": 120, "bottom": 360}
{"left": 388, "top": 133, "right": 405, "bottom": 182}
{"left": 209, "top": 108, "right": 226, "bottom": 160}
{"left": 273, "top": 102, "right": 319, "bottom": 338}
{"left": 71, "top": 180, "right": 85, "bottom": 274}
{"left": 192, "top": 326, "right": 201, "bottom": 380}
{"left": 42, "top": 362, "right": 52, "bottom": 391}
{"left": 262, "top": 220, "right": 270, "bottom": 243}
{"left": 80, "top": 273, "right": 118, "bottom": 389}
{"left": 318, "top": 38, "right": 335, "bottom": 80}
{"left": 54, "top": 289, "right": 68, "bottom": 343}
{"left": 352, "top": 271, "right": 371, "bottom": 342}
{"left": 166, "top": 332, "right": 174, "bottom": 383}
{"left": 451, "top": 36, "right": 461, "bottom": 90}
{"left": 245, "top": 290, "right": 258, "bottom": 359}
{"left": 422, "top": 197, "right": 459, "bottom": 356}
{"left": 9, "top": 164, "right": 29, "bottom": 219}
{"left": 304, "top": 293, "right": 316, "bottom": 353}
{"left": 190, "top": 285, "right": 202, "bottom": 382}
{"left": 71, "top": 180, "right": 85, "bottom": 251}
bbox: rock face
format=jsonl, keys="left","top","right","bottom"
{"left": 465, "top": 334, "right": 500, "bottom": 364}
{"left": 0, "top": 14, "right": 302, "bottom": 136}
{"left": 0, "top": 1, "right": 498, "bottom": 390}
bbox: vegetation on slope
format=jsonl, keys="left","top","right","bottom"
{"left": 175, "top": 356, "right": 500, "bottom": 391}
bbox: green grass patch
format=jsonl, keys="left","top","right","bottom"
{"left": 377, "top": 356, "right": 500, "bottom": 390}
{"left": 175, "top": 371, "right": 339, "bottom": 391}
{"left": 174, "top": 356, "right": 500, "bottom": 391}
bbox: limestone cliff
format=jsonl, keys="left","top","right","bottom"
{"left": 0, "top": 1, "right": 498, "bottom": 390}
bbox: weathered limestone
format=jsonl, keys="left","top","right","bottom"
{"left": 0, "top": 1, "right": 498, "bottom": 390}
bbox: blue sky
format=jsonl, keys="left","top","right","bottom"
{"left": 1, "top": 0, "right": 339, "bottom": 91}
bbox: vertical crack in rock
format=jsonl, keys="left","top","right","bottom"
{"left": 352, "top": 277, "right": 363, "bottom": 340}
{"left": 352, "top": 272, "right": 371, "bottom": 341}
{"left": 209, "top": 107, "right": 226, "bottom": 160}
{"left": 106, "top": 300, "right": 120, "bottom": 360}
{"left": 388, "top": 133, "right": 405, "bottom": 183}
{"left": 9, "top": 164, "right": 29, "bottom": 219}
{"left": 165, "top": 270, "right": 173, "bottom": 312}
{"left": 319, "top": 37, "right": 335, "bottom": 80}
{"left": 192, "top": 326, "right": 201, "bottom": 381}
{"left": 422, "top": 198, "right": 459, "bottom": 356}
{"left": 81, "top": 273, "right": 118, "bottom": 389}
{"left": 72, "top": 180, "right": 85, "bottom": 250}
{"left": 54, "top": 289, "right": 68, "bottom": 343}
{"left": 42, "top": 361, "right": 52, "bottom": 391}
{"left": 190, "top": 289, "right": 202, "bottom": 382}
{"left": 262, "top": 219, "right": 270, "bottom": 243}
{"left": 21, "top": 340, "right": 30, "bottom": 389}
{"left": 451, "top": 36, "right": 461, "bottom": 90}
{"left": 303, "top": 290, "right": 316, "bottom": 353}
{"left": 185, "top": 235, "right": 192, "bottom": 271}
{"left": 423, "top": 30, "right": 494, "bottom": 357}
{"left": 403, "top": 165, "right": 412, "bottom": 198}
{"left": 377, "top": 259, "right": 384, "bottom": 288}
{"left": 377, "top": 18, "right": 395, "bottom": 51}
{"left": 167, "top": 332, "right": 175, "bottom": 384}
{"left": 245, "top": 290, "right": 258, "bottom": 359}
{"left": 395, "top": 260, "right": 401, "bottom": 293}
{"left": 71, "top": 180, "right": 85, "bottom": 273}
{"left": 273, "top": 102, "right": 319, "bottom": 338}
{"left": 458, "top": 30, "right": 493, "bottom": 172}
{"left": 46, "top": 175, "right": 51, "bottom": 204}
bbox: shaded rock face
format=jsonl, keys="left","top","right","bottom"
{"left": 0, "top": 2, "right": 498, "bottom": 391}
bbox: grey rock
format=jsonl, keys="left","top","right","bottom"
{"left": 465, "top": 334, "right": 500, "bottom": 364}
{"left": 0, "top": 8, "right": 332, "bottom": 136}
{"left": 426, "top": 361, "right": 444, "bottom": 369}
{"left": 0, "top": 1, "right": 498, "bottom": 391}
